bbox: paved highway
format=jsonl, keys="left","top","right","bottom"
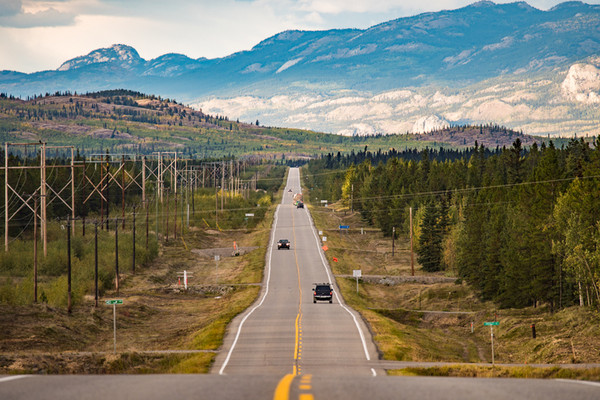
{"left": 1, "top": 167, "right": 598, "bottom": 399}
{"left": 212, "top": 167, "right": 380, "bottom": 377}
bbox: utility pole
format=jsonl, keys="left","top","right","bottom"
{"left": 115, "top": 219, "right": 119, "bottom": 295}
{"left": 41, "top": 142, "right": 47, "bottom": 257}
{"left": 67, "top": 218, "right": 72, "bottom": 314}
{"left": 95, "top": 222, "right": 98, "bottom": 307}
{"left": 410, "top": 207, "right": 415, "bottom": 276}
{"left": 132, "top": 204, "right": 136, "bottom": 274}
{"left": 155, "top": 176, "right": 159, "bottom": 243}
{"left": 145, "top": 199, "right": 149, "bottom": 251}
{"left": 100, "top": 159, "right": 104, "bottom": 230}
{"left": 121, "top": 156, "right": 125, "bottom": 229}
{"left": 221, "top": 161, "right": 225, "bottom": 211}
{"left": 215, "top": 181, "right": 218, "bottom": 227}
{"left": 33, "top": 195, "right": 38, "bottom": 303}
{"left": 166, "top": 189, "right": 170, "bottom": 242}
{"left": 392, "top": 226, "right": 395, "bottom": 257}
{"left": 174, "top": 156, "right": 178, "bottom": 240}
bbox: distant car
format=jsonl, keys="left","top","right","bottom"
{"left": 296, "top": 201, "right": 304, "bottom": 208}
{"left": 288, "top": 189, "right": 293, "bottom": 192}
{"left": 277, "top": 239, "right": 290, "bottom": 250}
{"left": 313, "top": 283, "right": 333, "bottom": 303}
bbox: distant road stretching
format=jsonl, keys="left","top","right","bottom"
{"left": 212, "top": 167, "right": 380, "bottom": 377}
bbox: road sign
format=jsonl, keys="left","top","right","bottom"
{"left": 245, "top": 213, "right": 254, "bottom": 217}
{"left": 353, "top": 270, "right": 362, "bottom": 294}
{"left": 339, "top": 225, "right": 349, "bottom": 229}
{"left": 484, "top": 321, "right": 499, "bottom": 326}
{"left": 320, "top": 200, "right": 328, "bottom": 203}
{"left": 105, "top": 299, "right": 123, "bottom": 353}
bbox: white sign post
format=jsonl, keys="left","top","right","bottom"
{"left": 176, "top": 270, "right": 193, "bottom": 290}
{"left": 105, "top": 299, "right": 123, "bottom": 354}
{"left": 353, "top": 270, "right": 362, "bottom": 294}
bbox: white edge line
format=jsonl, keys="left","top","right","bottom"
{"left": 556, "top": 379, "right": 600, "bottom": 387}
{"left": 0, "top": 375, "right": 30, "bottom": 383}
{"left": 219, "top": 204, "right": 280, "bottom": 375}
{"left": 300, "top": 170, "right": 375, "bottom": 376}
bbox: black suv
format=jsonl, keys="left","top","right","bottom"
{"left": 277, "top": 239, "right": 290, "bottom": 250}
{"left": 313, "top": 283, "right": 333, "bottom": 303}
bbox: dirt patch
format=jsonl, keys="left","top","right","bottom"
{"left": 191, "top": 246, "right": 259, "bottom": 258}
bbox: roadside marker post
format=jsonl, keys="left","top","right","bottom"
{"left": 105, "top": 299, "right": 123, "bottom": 354}
{"left": 214, "top": 255, "right": 220, "bottom": 284}
{"left": 176, "top": 270, "right": 193, "bottom": 289}
{"left": 353, "top": 270, "right": 362, "bottom": 294}
{"left": 484, "top": 321, "right": 499, "bottom": 365}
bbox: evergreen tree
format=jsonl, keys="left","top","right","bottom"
{"left": 417, "top": 200, "right": 444, "bottom": 272}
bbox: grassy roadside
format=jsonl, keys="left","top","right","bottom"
{"left": 389, "top": 365, "right": 600, "bottom": 379}
{"left": 301, "top": 168, "right": 600, "bottom": 381}
{"left": 0, "top": 168, "right": 286, "bottom": 374}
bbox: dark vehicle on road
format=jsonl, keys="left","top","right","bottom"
{"left": 277, "top": 239, "right": 290, "bottom": 250}
{"left": 313, "top": 283, "right": 333, "bottom": 303}
{"left": 296, "top": 201, "right": 304, "bottom": 208}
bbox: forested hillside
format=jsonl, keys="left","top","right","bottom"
{"left": 0, "top": 91, "right": 552, "bottom": 160}
{"left": 304, "top": 138, "right": 600, "bottom": 310}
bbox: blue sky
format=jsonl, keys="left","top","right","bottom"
{"left": 1, "top": 0, "right": 599, "bottom": 73}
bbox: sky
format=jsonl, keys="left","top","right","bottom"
{"left": 1, "top": 0, "right": 599, "bottom": 73}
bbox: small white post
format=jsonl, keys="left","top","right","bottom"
{"left": 491, "top": 326, "right": 495, "bottom": 365}
{"left": 184, "top": 270, "right": 188, "bottom": 290}
{"left": 113, "top": 303, "right": 117, "bottom": 354}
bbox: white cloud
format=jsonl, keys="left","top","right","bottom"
{"left": 0, "top": 0, "right": 21, "bottom": 17}
{"left": 0, "top": 0, "right": 75, "bottom": 28}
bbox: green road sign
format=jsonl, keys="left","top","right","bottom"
{"left": 484, "top": 321, "right": 499, "bottom": 326}
{"left": 105, "top": 299, "right": 123, "bottom": 305}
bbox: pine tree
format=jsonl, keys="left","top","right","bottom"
{"left": 417, "top": 201, "right": 444, "bottom": 272}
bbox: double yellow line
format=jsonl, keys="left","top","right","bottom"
{"left": 274, "top": 203, "right": 314, "bottom": 400}
{"left": 292, "top": 202, "right": 303, "bottom": 376}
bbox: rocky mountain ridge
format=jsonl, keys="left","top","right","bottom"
{"left": 1, "top": 1, "right": 600, "bottom": 137}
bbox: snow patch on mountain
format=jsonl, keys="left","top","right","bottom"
{"left": 276, "top": 58, "right": 303, "bottom": 74}
{"left": 561, "top": 62, "right": 600, "bottom": 103}
{"left": 337, "top": 123, "right": 377, "bottom": 136}
{"left": 412, "top": 115, "right": 450, "bottom": 133}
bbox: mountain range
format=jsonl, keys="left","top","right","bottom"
{"left": 1, "top": 1, "right": 600, "bottom": 137}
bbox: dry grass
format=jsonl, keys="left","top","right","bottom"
{"left": 389, "top": 365, "right": 600, "bottom": 381}
{"left": 0, "top": 196, "right": 277, "bottom": 374}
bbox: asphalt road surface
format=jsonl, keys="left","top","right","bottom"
{"left": 212, "top": 167, "right": 380, "bottom": 377}
{"left": 1, "top": 168, "right": 599, "bottom": 399}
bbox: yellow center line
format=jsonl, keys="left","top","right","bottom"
{"left": 273, "top": 374, "right": 295, "bottom": 400}
{"left": 292, "top": 203, "right": 303, "bottom": 375}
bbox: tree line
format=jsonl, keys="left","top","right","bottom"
{"left": 305, "top": 138, "right": 600, "bottom": 310}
